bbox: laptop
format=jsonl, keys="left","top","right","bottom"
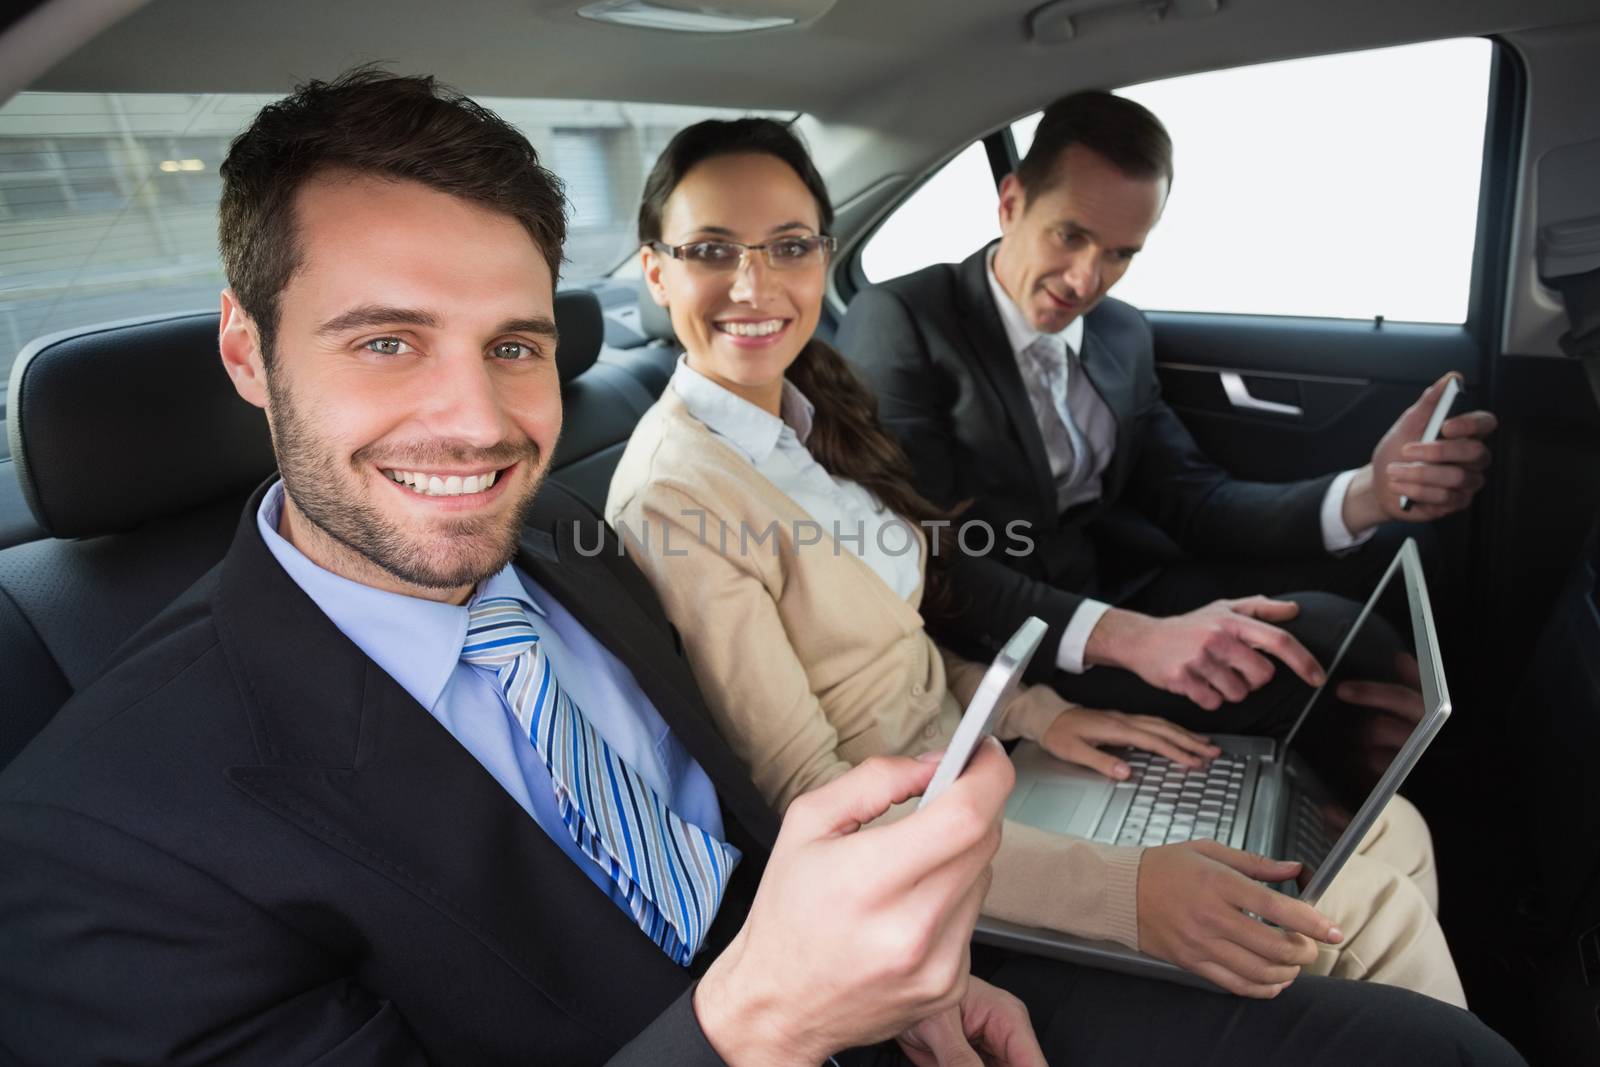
{"left": 978, "top": 537, "right": 1452, "bottom": 987}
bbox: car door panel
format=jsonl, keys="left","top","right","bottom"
{"left": 1148, "top": 312, "right": 1481, "bottom": 483}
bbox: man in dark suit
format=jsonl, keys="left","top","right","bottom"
{"left": 837, "top": 91, "right": 1497, "bottom": 734}
{"left": 0, "top": 71, "right": 1520, "bottom": 1066}
{"left": 0, "top": 68, "right": 1024, "bottom": 1067}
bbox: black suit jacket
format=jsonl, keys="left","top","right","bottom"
{"left": 836, "top": 244, "right": 1334, "bottom": 680}
{"left": 0, "top": 481, "right": 781, "bottom": 1065}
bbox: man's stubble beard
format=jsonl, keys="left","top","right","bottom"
{"left": 266, "top": 369, "right": 546, "bottom": 591}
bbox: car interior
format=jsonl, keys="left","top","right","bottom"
{"left": 2, "top": 0, "right": 1599, "bottom": 1061}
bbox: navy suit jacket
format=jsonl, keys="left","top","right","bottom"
{"left": 0, "top": 480, "right": 780, "bottom": 1065}
{"left": 836, "top": 244, "right": 1334, "bottom": 680}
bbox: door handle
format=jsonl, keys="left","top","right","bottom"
{"left": 1220, "top": 372, "right": 1303, "bottom": 418}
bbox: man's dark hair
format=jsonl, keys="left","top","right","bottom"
{"left": 219, "top": 66, "right": 567, "bottom": 364}
{"left": 637, "top": 116, "right": 834, "bottom": 244}
{"left": 1013, "top": 90, "right": 1173, "bottom": 203}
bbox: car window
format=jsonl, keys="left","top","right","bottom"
{"left": 0, "top": 93, "right": 793, "bottom": 395}
{"left": 857, "top": 38, "right": 1492, "bottom": 324}
{"left": 1013, "top": 37, "right": 1494, "bottom": 324}
{"left": 858, "top": 140, "right": 999, "bottom": 285}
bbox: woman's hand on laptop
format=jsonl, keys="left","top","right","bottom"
{"left": 1039, "top": 705, "right": 1221, "bottom": 781}
{"left": 1136, "top": 840, "right": 1344, "bottom": 998}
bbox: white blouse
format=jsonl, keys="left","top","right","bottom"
{"left": 669, "top": 356, "right": 924, "bottom": 602}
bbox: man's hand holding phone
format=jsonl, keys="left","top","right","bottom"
{"left": 694, "top": 740, "right": 1021, "bottom": 1066}
{"left": 1345, "top": 371, "right": 1497, "bottom": 532}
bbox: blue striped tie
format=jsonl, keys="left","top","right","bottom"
{"left": 461, "top": 596, "right": 738, "bottom": 965}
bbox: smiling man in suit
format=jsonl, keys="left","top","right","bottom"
{"left": 0, "top": 69, "right": 1025, "bottom": 1066}
{"left": 0, "top": 72, "right": 1520, "bottom": 1067}
{"left": 837, "top": 91, "right": 1498, "bottom": 734}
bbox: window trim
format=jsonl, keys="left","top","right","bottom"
{"left": 838, "top": 127, "right": 1012, "bottom": 303}
{"left": 1466, "top": 40, "right": 1526, "bottom": 367}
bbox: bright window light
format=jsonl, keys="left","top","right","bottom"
{"left": 1014, "top": 38, "right": 1494, "bottom": 324}
{"left": 860, "top": 141, "right": 1000, "bottom": 285}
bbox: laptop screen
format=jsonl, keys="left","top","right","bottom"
{"left": 1279, "top": 540, "right": 1450, "bottom": 885}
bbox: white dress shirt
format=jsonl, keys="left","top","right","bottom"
{"left": 670, "top": 356, "right": 924, "bottom": 602}
{"left": 983, "top": 253, "right": 1373, "bottom": 675}
{"left": 986, "top": 248, "right": 1117, "bottom": 515}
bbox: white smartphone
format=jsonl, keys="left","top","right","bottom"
{"left": 1400, "top": 375, "right": 1462, "bottom": 512}
{"left": 918, "top": 616, "right": 1048, "bottom": 810}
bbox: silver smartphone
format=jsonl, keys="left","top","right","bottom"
{"left": 918, "top": 616, "right": 1048, "bottom": 809}
{"left": 1399, "top": 375, "right": 1461, "bottom": 512}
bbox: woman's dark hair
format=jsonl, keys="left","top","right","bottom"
{"left": 639, "top": 117, "right": 833, "bottom": 245}
{"left": 640, "top": 118, "right": 961, "bottom": 612}
{"left": 1014, "top": 90, "right": 1173, "bottom": 203}
{"left": 219, "top": 66, "right": 567, "bottom": 366}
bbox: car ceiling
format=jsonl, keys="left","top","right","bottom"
{"left": 26, "top": 0, "right": 1600, "bottom": 134}
{"left": 8, "top": 0, "right": 1600, "bottom": 257}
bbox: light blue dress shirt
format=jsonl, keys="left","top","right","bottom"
{"left": 670, "top": 356, "right": 924, "bottom": 602}
{"left": 256, "top": 481, "right": 733, "bottom": 929}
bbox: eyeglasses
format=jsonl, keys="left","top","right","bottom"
{"left": 648, "top": 234, "right": 836, "bottom": 272}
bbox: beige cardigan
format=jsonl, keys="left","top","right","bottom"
{"left": 605, "top": 387, "right": 1143, "bottom": 948}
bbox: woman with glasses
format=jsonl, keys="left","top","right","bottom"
{"left": 606, "top": 117, "right": 1464, "bottom": 1006}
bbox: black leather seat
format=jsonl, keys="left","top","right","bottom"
{"left": 0, "top": 290, "right": 670, "bottom": 768}
{"left": 551, "top": 293, "right": 673, "bottom": 509}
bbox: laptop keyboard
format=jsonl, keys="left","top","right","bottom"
{"left": 1113, "top": 751, "right": 1248, "bottom": 847}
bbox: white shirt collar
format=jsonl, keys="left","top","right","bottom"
{"left": 985, "top": 245, "right": 1085, "bottom": 357}
{"left": 669, "top": 354, "right": 816, "bottom": 465}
